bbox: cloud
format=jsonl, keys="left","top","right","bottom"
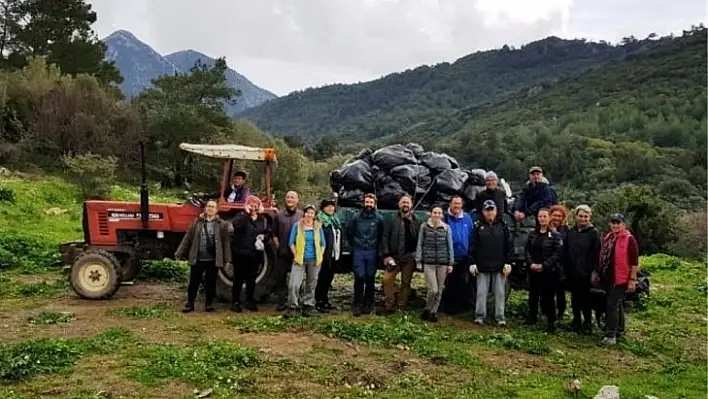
{"left": 87, "top": 0, "right": 705, "bottom": 95}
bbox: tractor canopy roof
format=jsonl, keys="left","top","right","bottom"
{"left": 179, "top": 143, "right": 277, "bottom": 163}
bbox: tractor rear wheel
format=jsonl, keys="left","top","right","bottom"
{"left": 215, "top": 245, "right": 276, "bottom": 303}
{"left": 69, "top": 250, "right": 122, "bottom": 299}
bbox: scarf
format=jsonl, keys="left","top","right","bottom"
{"left": 317, "top": 211, "right": 342, "bottom": 230}
{"left": 599, "top": 232, "right": 617, "bottom": 282}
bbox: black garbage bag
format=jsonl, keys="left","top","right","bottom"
{"left": 335, "top": 159, "right": 374, "bottom": 192}
{"left": 371, "top": 144, "right": 417, "bottom": 170}
{"left": 390, "top": 164, "right": 432, "bottom": 194}
{"left": 329, "top": 169, "right": 343, "bottom": 192}
{"left": 467, "top": 169, "right": 487, "bottom": 186}
{"left": 463, "top": 184, "right": 486, "bottom": 204}
{"left": 354, "top": 148, "right": 373, "bottom": 163}
{"left": 376, "top": 177, "right": 408, "bottom": 209}
{"left": 337, "top": 188, "right": 365, "bottom": 207}
{"left": 433, "top": 169, "right": 469, "bottom": 194}
{"left": 420, "top": 152, "right": 460, "bottom": 174}
{"left": 405, "top": 143, "right": 425, "bottom": 158}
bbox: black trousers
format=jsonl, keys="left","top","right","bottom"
{"left": 569, "top": 276, "right": 592, "bottom": 326}
{"left": 528, "top": 272, "right": 556, "bottom": 325}
{"left": 442, "top": 261, "right": 470, "bottom": 314}
{"left": 605, "top": 284, "right": 627, "bottom": 338}
{"left": 233, "top": 253, "right": 261, "bottom": 304}
{"left": 315, "top": 257, "right": 336, "bottom": 305}
{"left": 187, "top": 260, "right": 217, "bottom": 305}
{"left": 555, "top": 280, "right": 567, "bottom": 317}
{"left": 264, "top": 253, "right": 293, "bottom": 305}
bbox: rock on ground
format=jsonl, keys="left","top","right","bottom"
{"left": 594, "top": 385, "right": 620, "bottom": 399}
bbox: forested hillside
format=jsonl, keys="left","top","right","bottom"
{"left": 241, "top": 34, "right": 660, "bottom": 141}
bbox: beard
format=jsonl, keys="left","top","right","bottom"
{"left": 400, "top": 206, "right": 410, "bottom": 213}
{"left": 364, "top": 205, "right": 374, "bottom": 211}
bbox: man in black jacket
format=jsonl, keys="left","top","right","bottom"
{"left": 565, "top": 204, "right": 601, "bottom": 333}
{"left": 469, "top": 200, "right": 513, "bottom": 325}
{"left": 473, "top": 171, "right": 507, "bottom": 215}
{"left": 380, "top": 195, "right": 420, "bottom": 314}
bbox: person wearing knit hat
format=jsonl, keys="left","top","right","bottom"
{"left": 473, "top": 170, "right": 507, "bottom": 216}
{"left": 314, "top": 199, "right": 342, "bottom": 312}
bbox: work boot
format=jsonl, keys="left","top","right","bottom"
{"left": 315, "top": 303, "right": 330, "bottom": 314}
{"left": 581, "top": 321, "right": 593, "bottom": 335}
{"left": 352, "top": 305, "right": 363, "bottom": 317}
{"left": 245, "top": 301, "right": 258, "bottom": 312}
{"left": 429, "top": 313, "right": 439, "bottom": 323}
{"left": 302, "top": 306, "right": 313, "bottom": 317}
{"left": 599, "top": 337, "right": 617, "bottom": 346}
{"left": 205, "top": 303, "right": 215, "bottom": 312}
{"left": 181, "top": 303, "right": 194, "bottom": 313}
{"left": 230, "top": 303, "right": 242, "bottom": 313}
{"left": 276, "top": 303, "right": 288, "bottom": 312}
{"left": 283, "top": 307, "right": 296, "bottom": 319}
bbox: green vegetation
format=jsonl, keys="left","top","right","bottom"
{"left": 1, "top": 253, "right": 704, "bottom": 397}
{"left": 27, "top": 310, "right": 74, "bottom": 325}
{"left": 106, "top": 303, "right": 173, "bottom": 319}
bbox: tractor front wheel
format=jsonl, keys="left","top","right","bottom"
{"left": 69, "top": 250, "right": 123, "bottom": 299}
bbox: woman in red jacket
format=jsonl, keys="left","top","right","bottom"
{"left": 595, "top": 213, "right": 639, "bottom": 346}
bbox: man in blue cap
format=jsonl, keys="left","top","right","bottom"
{"left": 469, "top": 200, "right": 513, "bottom": 325}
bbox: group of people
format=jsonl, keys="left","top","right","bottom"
{"left": 176, "top": 166, "right": 639, "bottom": 346}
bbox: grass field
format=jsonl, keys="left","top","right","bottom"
{"left": 0, "top": 176, "right": 706, "bottom": 399}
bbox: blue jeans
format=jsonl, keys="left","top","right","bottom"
{"left": 353, "top": 249, "right": 377, "bottom": 306}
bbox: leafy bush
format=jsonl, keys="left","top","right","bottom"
{"left": 138, "top": 260, "right": 189, "bottom": 283}
{"left": 62, "top": 153, "right": 118, "bottom": 200}
{"left": 0, "top": 231, "right": 61, "bottom": 272}
{"left": 0, "top": 187, "right": 15, "bottom": 204}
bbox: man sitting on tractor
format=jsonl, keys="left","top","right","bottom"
{"left": 225, "top": 171, "right": 251, "bottom": 203}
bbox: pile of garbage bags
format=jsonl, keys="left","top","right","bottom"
{"left": 330, "top": 143, "right": 510, "bottom": 209}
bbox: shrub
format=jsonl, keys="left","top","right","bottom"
{"left": 61, "top": 153, "right": 117, "bottom": 200}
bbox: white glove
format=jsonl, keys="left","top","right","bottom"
{"left": 469, "top": 264, "right": 478, "bottom": 276}
{"left": 254, "top": 236, "right": 265, "bottom": 251}
{"left": 502, "top": 264, "right": 512, "bottom": 276}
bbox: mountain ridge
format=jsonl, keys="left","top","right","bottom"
{"left": 239, "top": 33, "right": 661, "bottom": 141}
{"left": 103, "top": 30, "right": 276, "bottom": 112}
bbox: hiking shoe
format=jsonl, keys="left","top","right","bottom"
{"left": 316, "top": 304, "right": 330, "bottom": 314}
{"left": 581, "top": 321, "right": 593, "bottom": 335}
{"left": 429, "top": 313, "right": 439, "bottom": 323}
{"left": 421, "top": 310, "right": 431, "bottom": 321}
{"left": 352, "top": 305, "right": 363, "bottom": 317}
{"left": 245, "top": 301, "right": 258, "bottom": 312}
{"left": 322, "top": 302, "right": 336, "bottom": 310}
{"left": 599, "top": 337, "right": 617, "bottom": 346}
{"left": 205, "top": 303, "right": 215, "bottom": 312}
{"left": 474, "top": 318, "right": 485, "bottom": 325}
{"left": 362, "top": 305, "right": 373, "bottom": 315}
{"left": 302, "top": 306, "right": 314, "bottom": 317}
{"left": 276, "top": 303, "right": 288, "bottom": 312}
{"left": 497, "top": 320, "right": 507, "bottom": 327}
{"left": 181, "top": 303, "right": 195, "bottom": 313}
{"left": 283, "top": 307, "right": 296, "bottom": 318}
{"left": 230, "top": 303, "right": 242, "bottom": 313}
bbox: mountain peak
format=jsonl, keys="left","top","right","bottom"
{"left": 104, "top": 29, "right": 139, "bottom": 42}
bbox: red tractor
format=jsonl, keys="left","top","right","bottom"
{"left": 60, "top": 143, "right": 279, "bottom": 301}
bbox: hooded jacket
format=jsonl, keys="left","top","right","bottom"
{"left": 514, "top": 177, "right": 558, "bottom": 216}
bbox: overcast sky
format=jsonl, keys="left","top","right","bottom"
{"left": 87, "top": 0, "right": 706, "bottom": 96}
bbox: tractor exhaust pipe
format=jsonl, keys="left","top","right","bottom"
{"left": 139, "top": 141, "right": 149, "bottom": 229}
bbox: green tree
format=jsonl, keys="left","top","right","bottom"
{"left": 136, "top": 58, "right": 240, "bottom": 186}
{"left": 0, "top": 0, "right": 121, "bottom": 85}
{"left": 312, "top": 134, "right": 340, "bottom": 160}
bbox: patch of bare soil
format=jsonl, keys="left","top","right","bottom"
{"left": 476, "top": 347, "right": 559, "bottom": 375}
{"left": 233, "top": 332, "right": 358, "bottom": 357}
